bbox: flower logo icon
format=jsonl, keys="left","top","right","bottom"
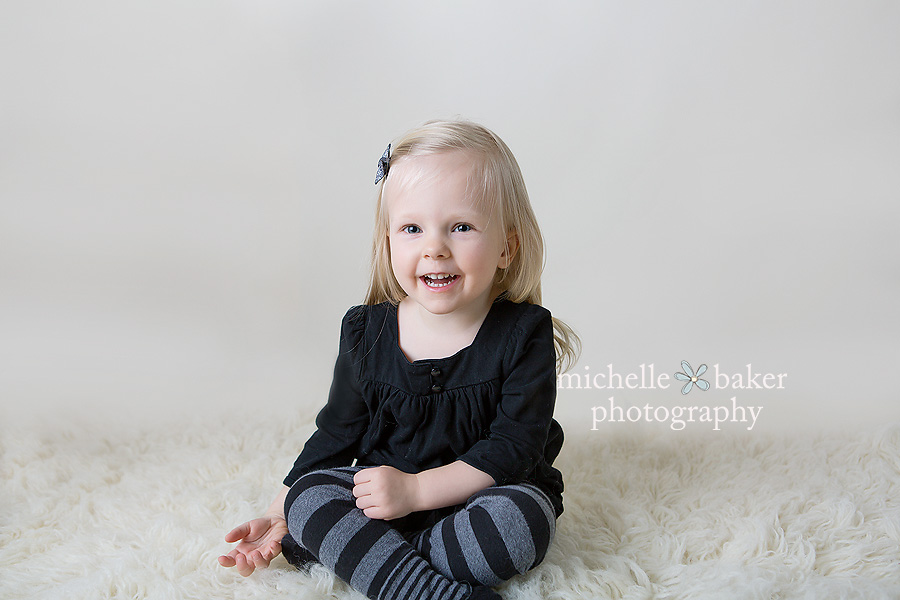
{"left": 674, "top": 361, "right": 710, "bottom": 394}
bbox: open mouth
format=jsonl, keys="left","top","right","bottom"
{"left": 421, "top": 273, "right": 460, "bottom": 288}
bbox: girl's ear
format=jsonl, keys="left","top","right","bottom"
{"left": 498, "top": 229, "right": 520, "bottom": 269}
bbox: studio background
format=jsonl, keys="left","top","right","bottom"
{"left": 2, "top": 1, "right": 898, "bottom": 436}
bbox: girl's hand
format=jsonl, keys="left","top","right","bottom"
{"left": 352, "top": 466, "right": 421, "bottom": 520}
{"left": 218, "top": 516, "right": 288, "bottom": 577}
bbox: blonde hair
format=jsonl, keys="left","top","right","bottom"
{"left": 364, "top": 119, "right": 580, "bottom": 373}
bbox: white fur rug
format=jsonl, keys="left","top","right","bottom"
{"left": 2, "top": 413, "right": 899, "bottom": 600}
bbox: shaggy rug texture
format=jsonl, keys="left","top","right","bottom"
{"left": 1, "top": 413, "right": 898, "bottom": 600}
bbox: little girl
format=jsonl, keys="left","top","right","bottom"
{"left": 219, "top": 119, "right": 579, "bottom": 600}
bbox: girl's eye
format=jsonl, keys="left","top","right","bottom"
{"left": 453, "top": 224, "right": 473, "bottom": 233}
{"left": 402, "top": 225, "right": 421, "bottom": 234}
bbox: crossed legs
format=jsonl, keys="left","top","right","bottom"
{"left": 284, "top": 467, "right": 556, "bottom": 600}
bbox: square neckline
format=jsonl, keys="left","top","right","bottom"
{"left": 389, "top": 299, "right": 505, "bottom": 366}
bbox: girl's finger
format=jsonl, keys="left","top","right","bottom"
{"left": 233, "top": 552, "right": 247, "bottom": 575}
{"left": 355, "top": 494, "right": 374, "bottom": 510}
{"left": 224, "top": 522, "right": 251, "bottom": 543}
{"left": 249, "top": 550, "right": 261, "bottom": 568}
{"left": 363, "top": 506, "right": 383, "bottom": 520}
{"left": 222, "top": 548, "right": 242, "bottom": 565}
{"left": 217, "top": 554, "right": 235, "bottom": 567}
{"left": 262, "top": 542, "right": 278, "bottom": 560}
{"left": 235, "top": 553, "right": 255, "bottom": 577}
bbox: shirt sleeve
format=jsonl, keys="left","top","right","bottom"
{"left": 457, "top": 307, "right": 558, "bottom": 486}
{"left": 283, "top": 306, "right": 370, "bottom": 487}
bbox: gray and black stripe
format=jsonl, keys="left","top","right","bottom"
{"left": 284, "top": 467, "right": 556, "bottom": 600}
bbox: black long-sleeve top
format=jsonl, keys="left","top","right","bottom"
{"left": 284, "top": 299, "right": 565, "bottom": 517}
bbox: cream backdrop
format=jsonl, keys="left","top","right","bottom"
{"left": 2, "top": 1, "right": 898, "bottom": 436}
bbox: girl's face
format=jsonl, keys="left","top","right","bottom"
{"left": 384, "top": 151, "right": 516, "bottom": 318}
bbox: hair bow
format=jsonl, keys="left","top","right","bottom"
{"left": 374, "top": 144, "right": 391, "bottom": 184}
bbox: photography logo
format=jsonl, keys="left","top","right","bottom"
{"left": 559, "top": 360, "right": 786, "bottom": 431}
{"left": 674, "top": 361, "right": 709, "bottom": 394}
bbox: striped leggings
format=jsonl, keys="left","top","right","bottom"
{"left": 283, "top": 467, "right": 556, "bottom": 600}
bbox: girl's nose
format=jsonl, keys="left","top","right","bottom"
{"left": 422, "top": 233, "right": 449, "bottom": 259}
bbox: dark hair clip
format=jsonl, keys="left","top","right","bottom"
{"left": 374, "top": 144, "right": 391, "bottom": 184}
